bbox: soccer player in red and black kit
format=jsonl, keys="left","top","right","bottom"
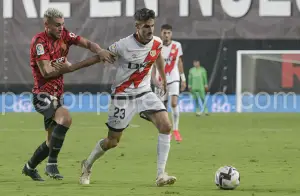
{"left": 22, "top": 8, "right": 115, "bottom": 181}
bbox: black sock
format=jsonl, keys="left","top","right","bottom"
{"left": 28, "top": 141, "right": 49, "bottom": 169}
{"left": 48, "top": 124, "right": 69, "bottom": 164}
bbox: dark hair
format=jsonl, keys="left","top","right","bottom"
{"left": 161, "top": 24, "right": 172, "bottom": 31}
{"left": 134, "top": 8, "right": 155, "bottom": 22}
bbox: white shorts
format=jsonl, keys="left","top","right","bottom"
{"left": 106, "top": 91, "right": 166, "bottom": 131}
{"left": 155, "top": 81, "right": 180, "bottom": 101}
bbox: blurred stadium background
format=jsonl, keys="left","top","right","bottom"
{"left": 2, "top": 0, "right": 300, "bottom": 113}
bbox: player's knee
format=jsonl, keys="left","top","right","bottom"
{"left": 54, "top": 109, "right": 72, "bottom": 127}
{"left": 53, "top": 107, "right": 72, "bottom": 127}
{"left": 56, "top": 115, "right": 72, "bottom": 127}
{"left": 171, "top": 96, "right": 178, "bottom": 108}
{"left": 64, "top": 116, "right": 72, "bottom": 127}
{"left": 171, "top": 102, "right": 177, "bottom": 108}
{"left": 158, "top": 121, "right": 172, "bottom": 134}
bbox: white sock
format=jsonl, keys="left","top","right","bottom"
{"left": 157, "top": 133, "right": 171, "bottom": 177}
{"left": 86, "top": 139, "right": 106, "bottom": 170}
{"left": 171, "top": 106, "right": 179, "bottom": 131}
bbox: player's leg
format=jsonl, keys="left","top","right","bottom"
{"left": 138, "top": 92, "right": 176, "bottom": 186}
{"left": 80, "top": 130, "right": 123, "bottom": 185}
{"left": 199, "top": 90, "right": 209, "bottom": 115}
{"left": 22, "top": 125, "right": 53, "bottom": 181}
{"left": 45, "top": 106, "right": 72, "bottom": 179}
{"left": 155, "top": 85, "right": 168, "bottom": 109}
{"left": 28, "top": 94, "right": 72, "bottom": 180}
{"left": 192, "top": 91, "right": 202, "bottom": 116}
{"left": 191, "top": 91, "right": 197, "bottom": 113}
{"left": 147, "top": 111, "right": 176, "bottom": 186}
{"left": 22, "top": 93, "right": 58, "bottom": 181}
{"left": 163, "top": 100, "right": 168, "bottom": 110}
{"left": 79, "top": 97, "right": 134, "bottom": 185}
{"left": 169, "top": 82, "right": 181, "bottom": 141}
{"left": 170, "top": 95, "right": 181, "bottom": 141}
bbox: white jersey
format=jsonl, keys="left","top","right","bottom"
{"left": 108, "top": 34, "right": 163, "bottom": 95}
{"left": 157, "top": 40, "right": 183, "bottom": 83}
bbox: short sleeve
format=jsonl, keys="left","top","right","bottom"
{"left": 32, "top": 38, "right": 50, "bottom": 62}
{"left": 178, "top": 43, "right": 183, "bottom": 57}
{"left": 108, "top": 39, "right": 122, "bottom": 56}
{"left": 64, "top": 28, "right": 81, "bottom": 46}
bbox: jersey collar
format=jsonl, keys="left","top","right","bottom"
{"left": 133, "top": 33, "right": 153, "bottom": 46}
{"left": 163, "top": 40, "right": 173, "bottom": 47}
{"left": 44, "top": 30, "right": 59, "bottom": 42}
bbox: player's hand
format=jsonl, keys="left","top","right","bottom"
{"left": 205, "top": 86, "right": 209, "bottom": 92}
{"left": 188, "top": 87, "right": 192, "bottom": 92}
{"left": 153, "top": 80, "right": 165, "bottom": 97}
{"left": 97, "top": 49, "right": 116, "bottom": 64}
{"left": 51, "top": 59, "right": 72, "bottom": 72}
{"left": 161, "top": 80, "right": 167, "bottom": 96}
{"left": 181, "top": 81, "right": 186, "bottom": 92}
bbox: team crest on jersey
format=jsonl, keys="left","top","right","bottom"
{"left": 150, "top": 50, "right": 156, "bottom": 57}
{"left": 36, "top": 44, "right": 44, "bottom": 55}
{"left": 171, "top": 49, "right": 176, "bottom": 54}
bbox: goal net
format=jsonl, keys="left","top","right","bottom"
{"left": 236, "top": 50, "right": 300, "bottom": 113}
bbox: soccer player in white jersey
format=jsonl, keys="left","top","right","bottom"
{"left": 152, "top": 24, "right": 186, "bottom": 142}
{"left": 79, "top": 8, "right": 177, "bottom": 187}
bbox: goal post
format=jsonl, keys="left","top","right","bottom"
{"left": 236, "top": 50, "right": 300, "bottom": 113}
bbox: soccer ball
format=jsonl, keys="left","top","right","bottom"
{"left": 215, "top": 166, "right": 240, "bottom": 190}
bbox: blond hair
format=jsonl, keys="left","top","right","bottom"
{"left": 43, "top": 8, "right": 64, "bottom": 21}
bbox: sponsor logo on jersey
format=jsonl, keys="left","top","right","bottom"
{"left": 128, "top": 61, "right": 149, "bottom": 69}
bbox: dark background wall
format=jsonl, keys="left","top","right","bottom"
{"left": 2, "top": 39, "right": 300, "bottom": 94}
{"left": 2, "top": 0, "right": 300, "bottom": 95}
{"left": 181, "top": 39, "right": 300, "bottom": 94}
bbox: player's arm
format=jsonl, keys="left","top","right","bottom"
{"left": 151, "top": 64, "right": 160, "bottom": 87}
{"left": 77, "top": 37, "right": 101, "bottom": 53}
{"left": 203, "top": 68, "right": 209, "bottom": 92}
{"left": 37, "top": 55, "right": 101, "bottom": 78}
{"left": 155, "top": 53, "right": 167, "bottom": 93}
{"left": 51, "top": 55, "right": 101, "bottom": 74}
{"left": 75, "top": 36, "right": 115, "bottom": 64}
{"left": 178, "top": 56, "right": 186, "bottom": 91}
{"left": 37, "top": 60, "right": 64, "bottom": 79}
{"left": 33, "top": 39, "right": 65, "bottom": 79}
{"left": 151, "top": 64, "right": 157, "bottom": 83}
{"left": 177, "top": 43, "right": 186, "bottom": 91}
{"left": 188, "top": 69, "right": 192, "bottom": 91}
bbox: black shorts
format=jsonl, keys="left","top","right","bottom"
{"left": 32, "top": 93, "right": 63, "bottom": 130}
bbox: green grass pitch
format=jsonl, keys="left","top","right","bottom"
{"left": 0, "top": 113, "right": 299, "bottom": 196}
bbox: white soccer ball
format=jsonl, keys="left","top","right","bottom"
{"left": 215, "top": 166, "right": 240, "bottom": 190}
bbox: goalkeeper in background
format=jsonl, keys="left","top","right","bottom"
{"left": 188, "top": 60, "right": 209, "bottom": 116}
